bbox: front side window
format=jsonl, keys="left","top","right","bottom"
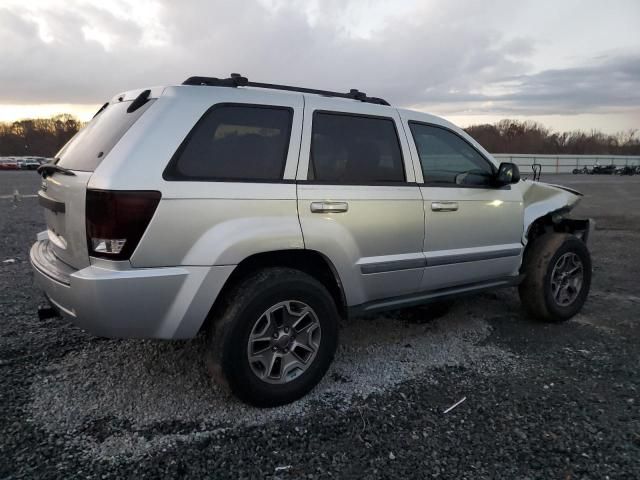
{"left": 309, "top": 112, "right": 405, "bottom": 183}
{"left": 409, "top": 123, "right": 495, "bottom": 186}
{"left": 165, "top": 104, "right": 292, "bottom": 181}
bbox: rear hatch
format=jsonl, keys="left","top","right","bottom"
{"left": 39, "top": 93, "right": 156, "bottom": 269}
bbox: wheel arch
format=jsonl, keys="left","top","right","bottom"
{"left": 525, "top": 210, "right": 593, "bottom": 244}
{"left": 204, "top": 249, "right": 348, "bottom": 331}
{"left": 522, "top": 210, "right": 594, "bottom": 273}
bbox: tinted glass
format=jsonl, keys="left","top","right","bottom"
{"left": 167, "top": 105, "right": 292, "bottom": 181}
{"left": 57, "top": 100, "right": 155, "bottom": 172}
{"left": 310, "top": 113, "right": 405, "bottom": 183}
{"left": 409, "top": 123, "right": 494, "bottom": 185}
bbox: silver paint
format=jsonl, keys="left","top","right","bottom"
{"left": 30, "top": 83, "right": 587, "bottom": 339}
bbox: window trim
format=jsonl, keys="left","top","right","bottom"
{"left": 307, "top": 110, "right": 409, "bottom": 185}
{"left": 408, "top": 121, "right": 501, "bottom": 189}
{"left": 163, "top": 102, "right": 294, "bottom": 183}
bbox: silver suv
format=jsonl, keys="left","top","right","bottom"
{"left": 30, "top": 74, "right": 593, "bottom": 406}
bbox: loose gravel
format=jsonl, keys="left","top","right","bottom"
{"left": 28, "top": 311, "right": 520, "bottom": 460}
{"left": 1, "top": 172, "right": 639, "bottom": 479}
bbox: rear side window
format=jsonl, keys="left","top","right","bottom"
{"left": 56, "top": 100, "right": 155, "bottom": 172}
{"left": 409, "top": 123, "right": 495, "bottom": 186}
{"left": 164, "top": 105, "right": 293, "bottom": 181}
{"left": 309, "top": 112, "right": 405, "bottom": 183}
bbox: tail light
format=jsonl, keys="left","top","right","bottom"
{"left": 86, "top": 189, "right": 161, "bottom": 260}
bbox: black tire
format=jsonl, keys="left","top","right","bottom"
{"left": 518, "top": 234, "right": 591, "bottom": 322}
{"left": 206, "top": 267, "right": 339, "bottom": 407}
{"left": 572, "top": 168, "right": 580, "bottom": 174}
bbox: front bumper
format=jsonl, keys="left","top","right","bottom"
{"left": 560, "top": 217, "right": 596, "bottom": 244}
{"left": 30, "top": 238, "right": 234, "bottom": 339}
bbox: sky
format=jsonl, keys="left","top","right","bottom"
{"left": 0, "top": 0, "right": 638, "bottom": 133}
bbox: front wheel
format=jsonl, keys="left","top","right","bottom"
{"left": 519, "top": 234, "right": 592, "bottom": 322}
{"left": 206, "top": 267, "right": 339, "bottom": 407}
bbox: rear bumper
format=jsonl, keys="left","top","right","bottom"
{"left": 30, "top": 238, "right": 234, "bottom": 339}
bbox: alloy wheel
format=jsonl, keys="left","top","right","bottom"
{"left": 247, "top": 300, "right": 322, "bottom": 384}
{"left": 550, "top": 252, "right": 584, "bottom": 307}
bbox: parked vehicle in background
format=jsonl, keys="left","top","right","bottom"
{"left": 0, "top": 157, "right": 52, "bottom": 170}
{"left": 615, "top": 165, "right": 636, "bottom": 176}
{"left": 591, "top": 164, "right": 616, "bottom": 175}
{"left": 0, "top": 158, "right": 19, "bottom": 170}
{"left": 572, "top": 164, "right": 639, "bottom": 175}
{"left": 18, "top": 158, "right": 42, "bottom": 170}
{"left": 30, "top": 74, "right": 594, "bottom": 407}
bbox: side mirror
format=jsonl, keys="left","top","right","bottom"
{"left": 496, "top": 162, "right": 520, "bottom": 185}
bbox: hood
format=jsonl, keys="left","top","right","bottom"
{"left": 539, "top": 182, "right": 583, "bottom": 197}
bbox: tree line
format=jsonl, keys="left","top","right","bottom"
{"left": 465, "top": 120, "right": 640, "bottom": 155}
{"left": 0, "top": 114, "right": 83, "bottom": 157}
{"left": 0, "top": 114, "right": 638, "bottom": 157}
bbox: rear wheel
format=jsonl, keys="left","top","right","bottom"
{"left": 519, "top": 234, "right": 591, "bottom": 322}
{"left": 206, "top": 267, "right": 339, "bottom": 407}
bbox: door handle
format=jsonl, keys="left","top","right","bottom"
{"left": 310, "top": 201, "right": 349, "bottom": 213}
{"left": 431, "top": 201, "right": 458, "bottom": 212}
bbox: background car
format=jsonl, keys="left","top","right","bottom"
{"left": 0, "top": 158, "right": 19, "bottom": 170}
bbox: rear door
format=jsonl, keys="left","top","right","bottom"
{"left": 297, "top": 98, "right": 425, "bottom": 306}
{"left": 402, "top": 118, "right": 524, "bottom": 290}
{"left": 39, "top": 94, "right": 156, "bottom": 269}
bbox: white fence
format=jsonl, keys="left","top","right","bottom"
{"left": 493, "top": 154, "right": 640, "bottom": 174}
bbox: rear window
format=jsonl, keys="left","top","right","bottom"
{"left": 56, "top": 100, "right": 155, "bottom": 172}
{"left": 309, "top": 112, "right": 405, "bottom": 183}
{"left": 164, "top": 104, "right": 293, "bottom": 181}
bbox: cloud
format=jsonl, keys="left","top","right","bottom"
{"left": 503, "top": 54, "right": 640, "bottom": 113}
{"left": 0, "top": 0, "right": 638, "bottom": 120}
{"left": 413, "top": 54, "right": 640, "bottom": 116}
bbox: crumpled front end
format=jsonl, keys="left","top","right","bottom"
{"left": 519, "top": 180, "right": 594, "bottom": 244}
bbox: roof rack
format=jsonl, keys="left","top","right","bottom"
{"left": 182, "top": 73, "right": 390, "bottom": 106}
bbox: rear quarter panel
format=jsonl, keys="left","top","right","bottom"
{"left": 89, "top": 86, "right": 305, "bottom": 268}
{"left": 132, "top": 185, "right": 303, "bottom": 267}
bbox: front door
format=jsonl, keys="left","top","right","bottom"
{"left": 402, "top": 119, "right": 524, "bottom": 290}
{"left": 296, "top": 99, "right": 425, "bottom": 307}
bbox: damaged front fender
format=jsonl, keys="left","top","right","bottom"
{"left": 517, "top": 180, "right": 594, "bottom": 244}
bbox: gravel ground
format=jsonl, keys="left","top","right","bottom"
{"left": 1, "top": 170, "right": 639, "bottom": 479}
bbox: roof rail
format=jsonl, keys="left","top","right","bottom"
{"left": 182, "top": 73, "right": 390, "bottom": 106}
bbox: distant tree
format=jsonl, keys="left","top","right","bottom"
{"left": 0, "top": 114, "right": 84, "bottom": 157}
{"left": 465, "top": 120, "right": 640, "bottom": 155}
